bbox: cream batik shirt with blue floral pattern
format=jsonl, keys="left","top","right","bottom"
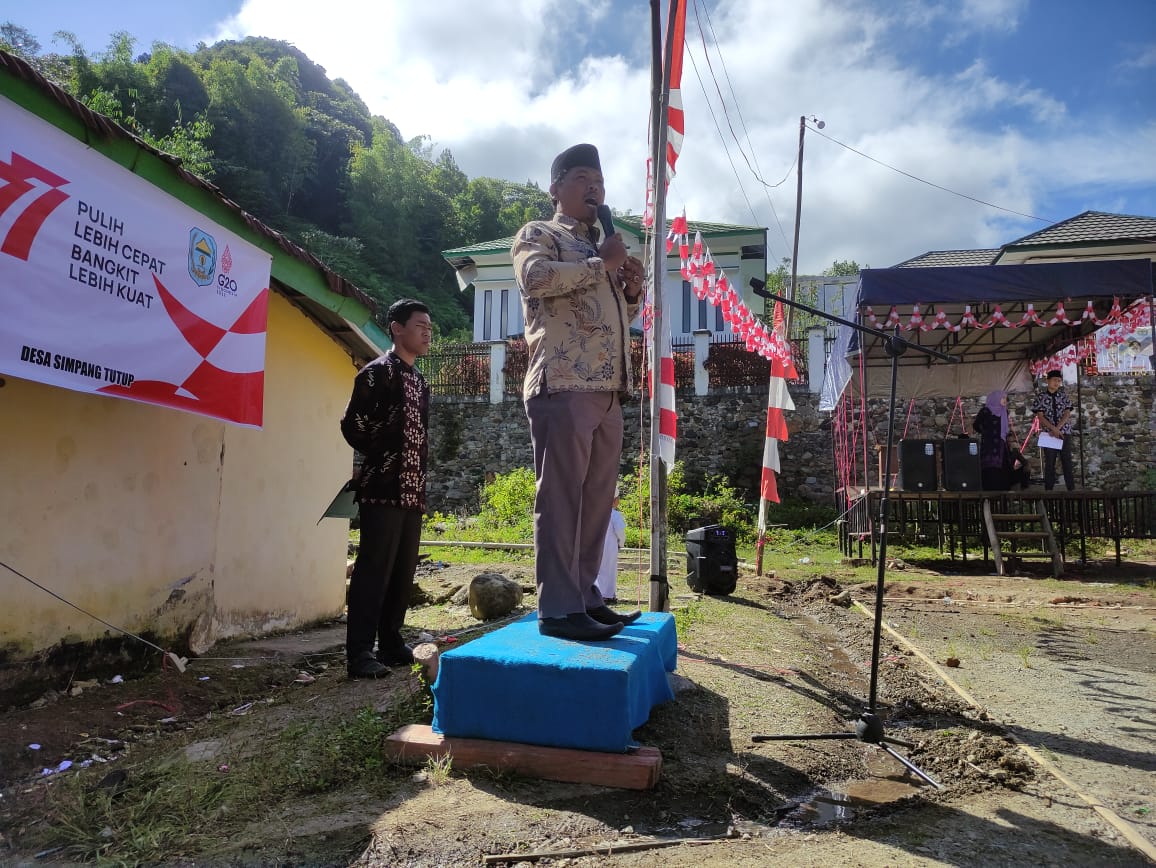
{"left": 512, "top": 213, "right": 641, "bottom": 401}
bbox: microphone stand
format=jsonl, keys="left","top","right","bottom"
{"left": 749, "top": 285, "right": 958, "bottom": 789}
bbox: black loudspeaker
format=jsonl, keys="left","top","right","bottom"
{"left": 685, "top": 524, "right": 738, "bottom": 595}
{"left": 942, "top": 438, "right": 982, "bottom": 491}
{"left": 898, "top": 439, "right": 938, "bottom": 491}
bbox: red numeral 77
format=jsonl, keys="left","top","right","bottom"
{"left": 0, "top": 153, "right": 70, "bottom": 260}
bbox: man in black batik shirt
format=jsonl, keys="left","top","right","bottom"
{"left": 340, "top": 299, "right": 432, "bottom": 678}
{"left": 1031, "top": 369, "right": 1076, "bottom": 491}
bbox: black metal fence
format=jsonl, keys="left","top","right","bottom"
{"left": 417, "top": 342, "right": 490, "bottom": 398}
{"left": 418, "top": 334, "right": 818, "bottom": 399}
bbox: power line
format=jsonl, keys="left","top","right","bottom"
{"left": 693, "top": 0, "right": 793, "bottom": 264}
{"left": 805, "top": 123, "right": 1054, "bottom": 223}
{"left": 683, "top": 42, "right": 763, "bottom": 235}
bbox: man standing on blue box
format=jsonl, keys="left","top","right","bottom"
{"left": 512, "top": 143, "right": 644, "bottom": 642}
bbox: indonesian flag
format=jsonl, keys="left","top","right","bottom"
{"left": 642, "top": 0, "right": 688, "bottom": 228}
{"left": 665, "top": 0, "right": 687, "bottom": 179}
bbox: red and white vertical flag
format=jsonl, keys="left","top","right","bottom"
{"left": 759, "top": 302, "right": 796, "bottom": 515}
{"left": 643, "top": 0, "right": 688, "bottom": 228}
{"left": 648, "top": 320, "right": 678, "bottom": 468}
{"left": 665, "top": 0, "right": 687, "bottom": 179}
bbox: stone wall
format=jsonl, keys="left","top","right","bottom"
{"left": 425, "top": 375, "right": 1155, "bottom": 513}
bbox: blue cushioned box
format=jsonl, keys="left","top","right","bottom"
{"left": 431, "top": 612, "right": 677, "bottom": 752}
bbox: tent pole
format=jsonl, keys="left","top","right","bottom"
{"left": 1076, "top": 357, "right": 1086, "bottom": 489}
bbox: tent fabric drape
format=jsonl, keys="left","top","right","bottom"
{"left": 857, "top": 259, "right": 1152, "bottom": 306}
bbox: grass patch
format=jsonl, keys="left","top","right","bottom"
{"left": 672, "top": 599, "right": 706, "bottom": 636}
{"left": 29, "top": 689, "right": 433, "bottom": 865}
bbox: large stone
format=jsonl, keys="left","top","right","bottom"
{"left": 468, "top": 572, "right": 523, "bottom": 620}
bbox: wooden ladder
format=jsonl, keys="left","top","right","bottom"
{"left": 982, "top": 498, "right": 1063, "bottom": 578}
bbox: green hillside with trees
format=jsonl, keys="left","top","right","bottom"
{"left": 1, "top": 24, "right": 554, "bottom": 337}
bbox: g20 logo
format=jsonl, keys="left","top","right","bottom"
{"left": 217, "top": 273, "right": 238, "bottom": 296}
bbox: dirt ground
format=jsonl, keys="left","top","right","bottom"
{"left": 1, "top": 548, "right": 1154, "bottom": 867}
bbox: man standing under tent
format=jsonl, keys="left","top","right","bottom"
{"left": 512, "top": 143, "right": 644, "bottom": 642}
{"left": 1032, "top": 369, "right": 1077, "bottom": 491}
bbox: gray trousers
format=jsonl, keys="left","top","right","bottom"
{"left": 525, "top": 390, "right": 622, "bottom": 618}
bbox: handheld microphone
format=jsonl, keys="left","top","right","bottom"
{"left": 596, "top": 204, "right": 615, "bottom": 242}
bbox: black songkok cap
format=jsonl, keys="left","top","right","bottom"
{"left": 551, "top": 143, "right": 601, "bottom": 183}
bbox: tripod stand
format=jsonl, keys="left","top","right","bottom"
{"left": 749, "top": 286, "right": 957, "bottom": 789}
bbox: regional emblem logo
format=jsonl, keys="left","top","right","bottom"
{"left": 188, "top": 227, "right": 217, "bottom": 286}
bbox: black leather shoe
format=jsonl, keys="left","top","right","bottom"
{"left": 538, "top": 613, "right": 623, "bottom": 641}
{"left": 587, "top": 605, "right": 642, "bottom": 626}
{"left": 348, "top": 652, "right": 390, "bottom": 679}
{"left": 377, "top": 645, "right": 415, "bottom": 667}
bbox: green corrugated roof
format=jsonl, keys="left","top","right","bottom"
{"left": 441, "top": 214, "right": 765, "bottom": 261}
{"left": 614, "top": 213, "right": 765, "bottom": 236}
{"left": 442, "top": 236, "right": 517, "bottom": 258}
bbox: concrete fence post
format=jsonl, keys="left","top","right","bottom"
{"left": 488, "top": 341, "right": 506, "bottom": 404}
{"left": 693, "top": 329, "right": 712, "bottom": 396}
{"left": 808, "top": 326, "right": 826, "bottom": 394}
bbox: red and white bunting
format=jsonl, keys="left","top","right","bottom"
{"left": 666, "top": 224, "right": 797, "bottom": 371}
{"left": 863, "top": 296, "right": 1142, "bottom": 333}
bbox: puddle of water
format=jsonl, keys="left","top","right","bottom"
{"left": 788, "top": 776, "right": 926, "bottom": 826}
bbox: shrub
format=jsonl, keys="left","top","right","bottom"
{"left": 474, "top": 466, "right": 536, "bottom": 537}
{"left": 618, "top": 459, "right": 758, "bottom": 546}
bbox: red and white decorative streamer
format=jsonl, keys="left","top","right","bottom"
{"left": 759, "top": 302, "right": 797, "bottom": 511}
{"left": 862, "top": 296, "right": 1147, "bottom": 334}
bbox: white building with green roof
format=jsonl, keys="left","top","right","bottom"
{"left": 442, "top": 215, "right": 768, "bottom": 343}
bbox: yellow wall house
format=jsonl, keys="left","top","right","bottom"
{"left": 0, "top": 51, "right": 387, "bottom": 678}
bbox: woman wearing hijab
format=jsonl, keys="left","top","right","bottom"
{"left": 973, "top": 391, "right": 1011, "bottom": 490}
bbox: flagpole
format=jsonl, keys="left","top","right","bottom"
{"left": 647, "top": 0, "right": 676, "bottom": 612}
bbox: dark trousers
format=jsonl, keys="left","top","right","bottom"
{"left": 346, "top": 503, "right": 422, "bottom": 660}
{"left": 525, "top": 390, "right": 622, "bottom": 618}
{"left": 1042, "top": 440, "right": 1075, "bottom": 491}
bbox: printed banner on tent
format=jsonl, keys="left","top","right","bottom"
{"left": 0, "top": 97, "right": 271, "bottom": 427}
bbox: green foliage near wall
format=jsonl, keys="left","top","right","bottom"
{"left": 474, "top": 467, "right": 536, "bottom": 538}
{"left": 618, "top": 460, "right": 758, "bottom": 546}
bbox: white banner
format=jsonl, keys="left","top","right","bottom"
{"left": 0, "top": 97, "right": 271, "bottom": 426}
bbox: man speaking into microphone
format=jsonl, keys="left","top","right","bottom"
{"left": 512, "top": 143, "right": 646, "bottom": 641}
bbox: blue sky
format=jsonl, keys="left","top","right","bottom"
{"left": 6, "top": 0, "right": 1155, "bottom": 272}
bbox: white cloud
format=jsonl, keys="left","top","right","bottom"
{"left": 208, "top": 0, "right": 1153, "bottom": 272}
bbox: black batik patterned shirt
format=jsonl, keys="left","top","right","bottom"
{"left": 1030, "top": 386, "right": 1075, "bottom": 435}
{"left": 340, "top": 351, "right": 430, "bottom": 511}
